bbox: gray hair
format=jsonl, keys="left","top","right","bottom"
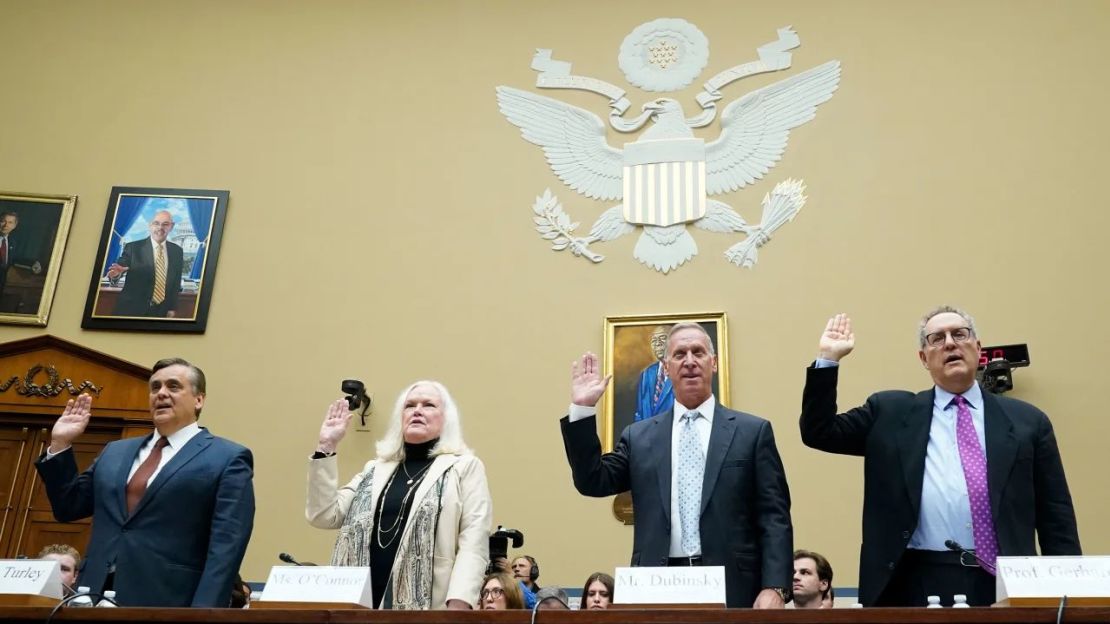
{"left": 918, "top": 305, "right": 978, "bottom": 348}
{"left": 666, "top": 322, "right": 716, "bottom": 356}
{"left": 375, "top": 380, "right": 470, "bottom": 461}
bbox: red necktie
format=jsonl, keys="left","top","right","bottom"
{"left": 0, "top": 238, "right": 7, "bottom": 266}
{"left": 126, "top": 437, "right": 169, "bottom": 515}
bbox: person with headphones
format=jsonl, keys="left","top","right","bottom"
{"left": 510, "top": 555, "right": 541, "bottom": 594}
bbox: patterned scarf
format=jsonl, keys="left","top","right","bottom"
{"left": 330, "top": 461, "right": 449, "bottom": 610}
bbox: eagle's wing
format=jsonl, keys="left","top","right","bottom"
{"left": 496, "top": 86, "right": 624, "bottom": 201}
{"left": 704, "top": 61, "right": 840, "bottom": 195}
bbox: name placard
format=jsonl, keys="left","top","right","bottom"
{"left": 0, "top": 560, "right": 62, "bottom": 600}
{"left": 997, "top": 556, "right": 1110, "bottom": 604}
{"left": 259, "top": 566, "right": 373, "bottom": 607}
{"left": 614, "top": 566, "right": 726, "bottom": 605}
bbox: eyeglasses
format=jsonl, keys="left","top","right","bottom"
{"left": 480, "top": 587, "right": 505, "bottom": 599}
{"left": 924, "top": 327, "right": 974, "bottom": 347}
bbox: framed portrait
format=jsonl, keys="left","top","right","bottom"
{"left": 0, "top": 191, "right": 77, "bottom": 326}
{"left": 81, "top": 187, "right": 229, "bottom": 333}
{"left": 602, "top": 312, "right": 730, "bottom": 450}
{"left": 602, "top": 312, "right": 730, "bottom": 524}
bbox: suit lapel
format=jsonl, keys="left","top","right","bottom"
{"left": 129, "top": 428, "right": 212, "bottom": 519}
{"left": 700, "top": 405, "right": 737, "bottom": 514}
{"left": 651, "top": 412, "right": 674, "bottom": 525}
{"left": 113, "top": 435, "right": 150, "bottom": 520}
{"left": 981, "top": 392, "right": 1017, "bottom": 516}
{"left": 897, "top": 390, "right": 935, "bottom": 520}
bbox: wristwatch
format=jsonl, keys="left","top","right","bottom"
{"left": 769, "top": 587, "right": 790, "bottom": 602}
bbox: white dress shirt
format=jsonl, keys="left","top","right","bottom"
{"left": 45, "top": 422, "right": 203, "bottom": 489}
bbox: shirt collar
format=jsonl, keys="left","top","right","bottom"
{"left": 153, "top": 421, "right": 201, "bottom": 450}
{"left": 674, "top": 394, "right": 716, "bottom": 423}
{"left": 934, "top": 381, "right": 983, "bottom": 412}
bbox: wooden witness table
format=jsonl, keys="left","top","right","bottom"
{"left": 3, "top": 607, "right": 1110, "bottom": 624}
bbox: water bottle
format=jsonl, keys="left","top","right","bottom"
{"left": 952, "top": 594, "right": 970, "bottom": 608}
{"left": 96, "top": 590, "right": 118, "bottom": 607}
{"left": 70, "top": 587, "right": 94, "bottom": 607}
{"left": 926, "top": 595, "right": 942, "bottom": 608}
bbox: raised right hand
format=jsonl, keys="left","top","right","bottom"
{"left": 49, "top": 394, "right": 92, "bottom": 453}
{"left": 818, "top": 313, "right": 855, "bottom": 362}
{"left": 317, "top": 399, "right": 353, "bottom": 453}
{"left": 571, "top": 352, "right": 611, "bottom": 407}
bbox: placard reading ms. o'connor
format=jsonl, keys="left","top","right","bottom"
{"left": 260, "top": 566, "right": 372, "bottom": 607}
{"left": 614, "top": 566, "right": 725, "bottom": 605}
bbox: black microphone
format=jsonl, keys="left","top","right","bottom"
{"left": 278, "top": 552, "right": 316, "bottom": 566}
{"left": 944, "top": 539, "right": 997, "bottom": 575}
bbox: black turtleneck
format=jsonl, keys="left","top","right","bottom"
{"left": 369, "top": 438, "right": 437, "bottom": 607}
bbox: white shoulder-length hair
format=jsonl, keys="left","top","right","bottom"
{"left": 375, "top": 380, "right": 471, "bottom": 462}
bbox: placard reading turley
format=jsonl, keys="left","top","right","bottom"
{"left": 260, "top": 566, "right": 373, "bottom": 607}
{"left": 0, "top": 560, "right": 62, "bottom": 600}
{"left": 614, "top": 566, "right": 726, "bottom": 605}
{"left": 997, "top": 556, "right": 1110, "bottom": 602}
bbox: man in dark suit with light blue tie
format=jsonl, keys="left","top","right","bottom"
{"left": 800, "top": 308, "right": 1080, "bottom": 607}
{"left": 561, "top": 322, "right": 793, "bottom": 608}
{"left": 36, "top": 357, "right": 255, "bottom": 607}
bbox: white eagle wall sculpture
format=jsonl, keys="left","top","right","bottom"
{"left": 496, "top": 20, "right": 841, "bottom": 273}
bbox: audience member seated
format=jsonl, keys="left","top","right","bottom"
{"left": 480, "top": 572, "right": 524, "bottom": 610}
{"left": 792, "top": 549, "right": 834, "bottom": 609}
{"left": 37, "top": 544, "right": 80, "bottom": 595}
{"left": 534, "top": 586, "right": 570, "bottom": 610}
{"left": 581, "top": 572, "right": 614, "bottom": 609}
{"left": 511, "top": 555, "right": 541, "bottom": 593}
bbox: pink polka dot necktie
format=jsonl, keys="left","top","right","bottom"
{"left": 953, "top": 395, "right": 998, "bottom": 575}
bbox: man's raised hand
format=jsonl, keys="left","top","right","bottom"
{"left": 818, "top": 313, "right": 855, "bottom": 362}
{"left": 571, "top": 352, "right": 612, "bottom": 407}
{"left": 49, "top": 394, "right": 92, "bottom": 454}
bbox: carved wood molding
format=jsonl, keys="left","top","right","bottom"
{"left": 0, "top": 364, "right": 102, "bottom": 398}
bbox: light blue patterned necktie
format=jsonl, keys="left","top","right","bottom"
{"left": 677, "top": 410, "right": 704, "bottom": 555}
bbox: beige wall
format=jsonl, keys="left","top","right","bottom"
{"left": 1, "top": 0, "right": 1107, "bottom": 592}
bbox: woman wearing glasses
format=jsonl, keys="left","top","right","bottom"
{"left": 479, "top": 572, "right": 525, "bottom": 609}
{"left": 306, "top": 381, "right": 493, "bottom": 610}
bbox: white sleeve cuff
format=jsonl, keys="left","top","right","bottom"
{"left": 568, "top": 404, "right": 597, "bottom": 422}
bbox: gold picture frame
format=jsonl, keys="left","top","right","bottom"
{"left": 602, "top": 312, "right": 730, "bottom": 524}
{"left": 0, "top": 191, "right": 78, "bottom": 326}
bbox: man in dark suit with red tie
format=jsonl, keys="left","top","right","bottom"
{"left": 800, "top": 307, "right": 1080, "bottom": 607}
{"left": 35, "top": 358, "right": 255, "bottom": 607}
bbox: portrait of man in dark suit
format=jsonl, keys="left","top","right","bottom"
{"left": 800, "top": 308, "right": 1080, "bottom": 607}
{"left": 561, "top": 322, "right": 793, "bottom": 608}
{"left": 35, "top": 357, "right": 255, "bottom": 607}
{"left": 106, "top": 210, "right": 184, "bottom": 318}
{"left": 0, "top": 209, "right": 47, "bottom": 313}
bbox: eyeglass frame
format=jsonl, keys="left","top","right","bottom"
{"left": 923, "top": 326, "right": 975, "bottom": 348}
{"left": 480, "top": 586, "right": 505, "bottom": 599}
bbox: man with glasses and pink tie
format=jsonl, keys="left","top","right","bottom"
{"left": 800, "top": 306, "right": 1080, "bottom": 607}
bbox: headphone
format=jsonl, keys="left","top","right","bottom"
{"left": 523, "top": 555, "right": 539, "bottom": 582}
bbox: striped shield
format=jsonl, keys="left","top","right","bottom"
{"left": 622, "top": 138, "right": 706, "bottom": 227}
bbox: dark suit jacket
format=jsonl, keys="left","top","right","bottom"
{"left": 799, "top": 365, "right": 1081, "bottom": 606}
{"left": 113, "top": 237, "right": 184, "bottom": 317}
{"left": 561, "top": 403, "right": 793, "bottom": 607}
{"left": 35, "top": 428, "right": 255, "bottom": 607}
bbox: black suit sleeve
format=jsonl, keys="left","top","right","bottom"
{"left": 34, "top": 448, "right": 97, "bottom": 522}
{"left": 559, "top": 415, "right": 630, "bottom": 497}
{"left": 165, "top": 244, "right": 183, "bottom": 312}
{"left": 191, "top": 446, "right": 255, "bottom": 607}
{"left": 800, "top": 365, "right": 878, "bottom": 456}
{"left": 1031, "top": 412, "right": 1081, "bottom": 555}
{"left": 753, "top": 420, "right": 793, "bottom": 591}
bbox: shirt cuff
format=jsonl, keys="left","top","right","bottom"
{"left": 310, "top": 451, "right": 336, "bottom": 460}
{"left": 814, "top": 358, "right": 840, "bottom": 368}
{"left": 568, "top": 404, "right": 597, "bottom": 422}
{"left": 43, "top": 446, "right": 70, "bottom": 460}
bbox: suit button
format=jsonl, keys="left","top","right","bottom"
{"left": 888, "top": 562, "right": 895, "bottom": 570}
{"left": 902, "top": 530, "right": 910, "bottom": 539}
{"left": 659, "top": 558, "right": 667, "bottom": 565}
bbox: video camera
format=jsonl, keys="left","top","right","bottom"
{"left": 977, "top": 344, "right": 1030, "bottom": 394}
{"left": 487, "top": 526, "right": 524, "bottom": 574}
